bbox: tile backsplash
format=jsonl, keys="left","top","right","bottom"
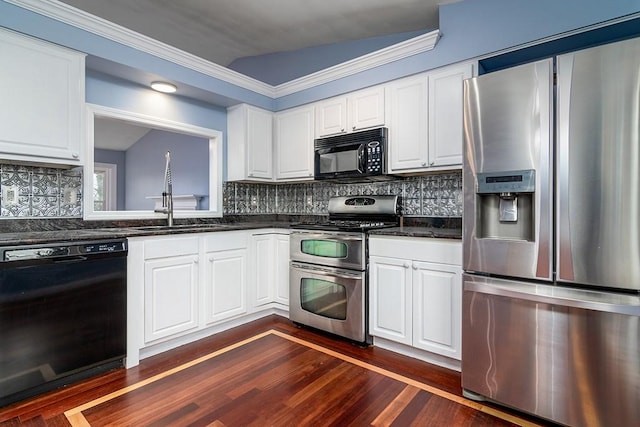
{"left": 224, "top": 171, "right": 462, "bottom": 217}
{"left": 0, "top": 162, "right": 461, "bottom": 219}
{"left": 0, "top": 164, "right": 83, "bottom": 218}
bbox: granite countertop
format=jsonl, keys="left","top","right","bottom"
{"left": 0, "top": 221, "right": 295, "bottom": 246}
{"left": 0, "top": 216, "right": 462, "bottom": 246}
{"left": 369, "top": 226, "right": 462, "bottom": 239}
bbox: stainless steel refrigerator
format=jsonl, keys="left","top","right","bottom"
{"left": 462, "top": 36, "right": 640, "bottom": 427}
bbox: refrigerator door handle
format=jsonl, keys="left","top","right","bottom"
{"left": 464, "top": 276, "right": 640, "bottom": 316}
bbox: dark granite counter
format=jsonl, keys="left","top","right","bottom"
{"left": 369, "top": 225, "right": 462, "bottom": 239}
{"left": 0, "top": 221, "right": 295, "bottom": 246}
{"left": 0, "top": 216, "right": 462, "bottom": 245}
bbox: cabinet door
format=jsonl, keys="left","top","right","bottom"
{"left": 274, "top": 234, "right": 290, "bottom": 305}
{"left": 387, "top": 75, "right": 429, "bottom": 172}
{"left": 275, "top": 106, "right": 314, "bottom": 180}
{"left": 0, "top": 29, "right": 84, "bottom": 165}
{"left": 412, "top": 261, "right": 462, "bottom": 359}
{"left": 349, "top": 86, "right": 385, "bottom": 132}
{"left": 369, "top": 256, "right": 412, "bottom": 345}
{"left": 250, "top": 234, "right": 274, "bottom": 307}
{"left": 204, "top": 249, "right": 247, "bottom": 324}
{"left": 315, "top": 98, "right": 347, "bottom": 137}
{"left": 246, "top": 107, "right": 273, "bottom": 179}
{"left": 428, "top": 63, "right": 473, "bottom": 167}
{"left": 144, "top": 255, "right": 199, "bottom": 343}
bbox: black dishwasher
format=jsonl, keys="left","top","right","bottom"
{"left": 0, "top": 239, "right": 127, "bottom": 407}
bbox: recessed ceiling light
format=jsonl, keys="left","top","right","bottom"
{"left": 150, "top": 81, "right": 177, "bottom": 93}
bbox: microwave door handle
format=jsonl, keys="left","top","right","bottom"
{"left": 357, "top": 144, "right": 366, "bottom": 173}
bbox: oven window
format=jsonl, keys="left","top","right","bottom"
{"left": 301, "top": 239, "right": 347, "bottom": 258}
{"left": 319, "top": 150, "right": 358, "bottom": 173}
{"left": 300, "top": 278, "right": 347, "bottom": 320}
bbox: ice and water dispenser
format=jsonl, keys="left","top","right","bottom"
{"left": 475, "top": 169, "right": 535, "bottom": 241}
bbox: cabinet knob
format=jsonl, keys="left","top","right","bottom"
{"left": 72, "top": 153, "right": 79, "bottom": 159}
{"left": 209, "top": 257, "right": 214, "bottom": 262}
{"left": 341, "top": 128, "right": 345, "bottom": 132}
{"left": 421, "top": 162, "right": 427, "bottom": 167}
{"left": 412, "top": 265, "right": 418, "bottom": 270}
{"left": 403, "top": 263, "right": 410, "bottom": 269}
{"left": 430, "top": 161, "right": 435, "bottom": 166}
{"left": 352, "top": 126, "right": 356, "bottom": 131}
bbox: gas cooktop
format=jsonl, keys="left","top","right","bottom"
{"left": 291, "top": 195, "right": 400, "bottom": 232}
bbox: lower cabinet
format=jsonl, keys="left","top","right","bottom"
{"left": 369, "top": 236, "right": 462, "bottom": 361}
{"left": 143, "top": 236, "right": 200, "bottom": 344}
{"left": 204, "top": 248, "right": 247, "bottom": 324}
{"left": 249, "top": 231, "right": 290, "bottom": 309}
{"left": 128, "top": 229, "right": 290, "bottom": 365}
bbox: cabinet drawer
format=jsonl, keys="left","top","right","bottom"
{"left": 204, "top": 231, "right": 248, "bottom": 252}
{"left": 369, "top": 236, "right": 461, "bottom": 265}
{"left": 144, "top": 236, "right": 199, "bottom": 260}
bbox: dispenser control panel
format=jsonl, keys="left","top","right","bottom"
{"left": 476, "top": 169, "right": 535, "bottom": 193}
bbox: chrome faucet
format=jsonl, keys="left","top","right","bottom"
{"left": 154, "top": 151, "right": 174, "bottom": 227}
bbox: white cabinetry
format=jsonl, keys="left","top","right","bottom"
{"left": 203, "top": 232, "right": 248, "bottom": 324}
{"left": 227, "top": 104, "right": 273, "bottom": 181}
{"left": 275, "top": 105, "right": 314, "bottom": 180}
{"left": 143, "top": 237, "right": 200, "bottom": 344}
{"left": 369, "top": 236, "right": 462, "bottom": 365}
{"left": 249, "top": 231, "right": 290, "bottom": 309}
{"left": 387, "top": 74, "right": 429, "bottom": 172}
{"left": 315, "top": 86, "right": 385, "bottom": 137}
{"left": 387, "top": 62, "right": 473, "bottom": 173}
{"left": 428, "top": 63, "right": 473, "bottom": 166}
{"left": 0, "top": 28, "right": 85, "bottom": 166}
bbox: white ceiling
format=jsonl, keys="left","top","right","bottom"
{"left": 94, "top": 117, "right": 151, "bottom": 151}
{"left": 57, "top": 0, "right": 447, "bottom": 67}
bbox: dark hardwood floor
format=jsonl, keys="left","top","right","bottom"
{"left": 0, "top": 315, "right": 551, "bottom": 426}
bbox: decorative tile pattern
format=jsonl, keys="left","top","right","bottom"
{"left": 0, "top": 164, "right": 83, "bottom": 218}
{"left": 223, "top": 170, "right": 463, "bottom": 217}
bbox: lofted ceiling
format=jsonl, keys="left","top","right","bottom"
{"left": 57, "top": 0, "right": 447, "bottom": 68}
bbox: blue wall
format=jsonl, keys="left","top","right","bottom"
{"left": 94, "top": 148, "right": 126, "bottom": 210}
{"left": 125, "top": 129, "right": 210, "bottom": 210}
{"left": 0, "top": 0, "right": 274, "bottom": 110}
{"left": 2, "top": 0, "right": 639, "bottom": 111}
{"left": 228, "top": 30, "right": 428, "bottom": 85}
{"left": 274, "top": 0, "right": 640, "bottom": 109}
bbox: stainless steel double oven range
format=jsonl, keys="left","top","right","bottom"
{"left": 289, "top": 195, "right": 399, "bottom": 344}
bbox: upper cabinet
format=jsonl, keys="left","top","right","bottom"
{"left": 387, "top": 62, "right": 473, "bottom": 174}
{"left": 275, "top": 105, "right": 314, "bottom": 181}
{"left": 315, "top": 86, "right": 385, "bottom": 137}
{"left": 227, "top": 104, "right": 273, "bottom": 181}
{"left": 228, "top": 103, "right": 315, "bottom": 182}
{"left": 0, "top": 28, "right": 85, "bottom": 166}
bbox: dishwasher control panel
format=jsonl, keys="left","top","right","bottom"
{"left": 2, "top": 239, "right": 127, "bottom": 262}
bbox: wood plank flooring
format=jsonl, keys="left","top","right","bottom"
{"left": 0, "top": 315, "right": 554, "bottom": 426}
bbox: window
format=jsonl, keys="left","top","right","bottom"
{"left": 93, "top": 163, "right": 117, "bottom": 211}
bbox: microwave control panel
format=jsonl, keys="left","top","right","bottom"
{"left": 366, "top": 141, "right": 383, "bottom": 173}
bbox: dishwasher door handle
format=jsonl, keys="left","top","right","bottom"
{"left": 53, "top": 255, "right": 89, "bottom": 264}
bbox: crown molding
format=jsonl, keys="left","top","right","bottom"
{"left": 274, "top": 30, "right": 440, "bottom": 97}
{"left": 6, "top": 0, "right": 440, "bottom": 101}
{"left": 5, "top": 0, "right": 276, "bottom": 97}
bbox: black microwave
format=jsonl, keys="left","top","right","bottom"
{"left": 314, "top": 127, "right": 388, "bottom": 180}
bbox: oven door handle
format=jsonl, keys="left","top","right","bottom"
{"left": 291, "top": 232, "right": 363, "bottom": 241}
{"left": 291, "top": 262, "right": 362, "bottom": 280}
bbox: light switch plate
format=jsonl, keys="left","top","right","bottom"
{"left": 2, "top": 185, "right": 19, "bottom": 206}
